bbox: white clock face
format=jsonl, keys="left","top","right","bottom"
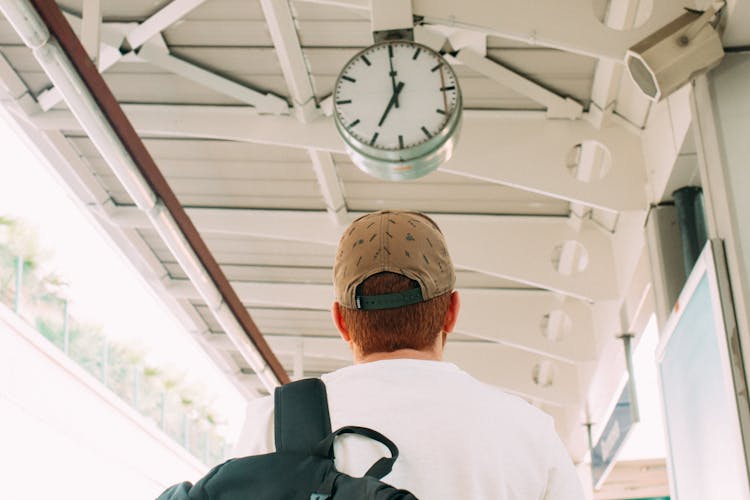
{"left": 334, "top": 41, "right": 459, "bottom": 152}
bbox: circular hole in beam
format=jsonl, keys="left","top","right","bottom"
{"left": 532, "top": 360, "right": 556, "bottom": 388}
{"left": 551, "top": 240, "right": 589, "bottom": 276}
{"left": 592, "top": 0, "right": 653, "bottom": 31}
{"left": 540, "top": 309, "right": 573, "bottom": 342}
{"left": 566, "top": 140, "right": 612, "bottom": 182}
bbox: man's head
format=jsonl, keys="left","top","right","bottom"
{"left": 331, "top": 210, "right": 459, "bottom": 361}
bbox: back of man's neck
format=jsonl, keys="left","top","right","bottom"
{"left": 356, "top": 348, "right": 442, "bottom": 364}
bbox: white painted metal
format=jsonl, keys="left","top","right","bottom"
{"left": 723, "top": 0, "right": 750, "bottom": 46}
{"left": 259, "top": 0, "right": 317, "bottom": 119}
{"left": 440, "top": 114, "right": 648, "bottom": 212}
{"left": 0, "top": 51, "right": 29, "bottom": 100}
{"left": 294, "top": 0, "right": 369, "bottom": 11}
{"left": 308, "top": 149, "right": 348, "bottom": 225}
{"left": 138, "top": 36, "right": 289, "bottom": 114}
{"left": 30, "top": 106, "right": 647, "bottom": 211}
{"left": 455, "top": 48, "right": 583, "bottom": 119}
{"left": 412, "top": 0, "right": 686, "bottom": 61}
{"left": 370, "top": 0, "right": 411, "bottom": 33}
{"left": 22, "top": 38, "right": 157, "bottom": 210}
{"left": 80, "top": 0, "right": 101, "bottom": 64}
{"left": 125, "top": 0, "right": 208, "bottom": 50}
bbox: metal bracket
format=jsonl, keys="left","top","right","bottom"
{"left": 373, "top": 27, "right": 414, "bottom": 42}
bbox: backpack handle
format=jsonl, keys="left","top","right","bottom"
{"left": 314, "top": 425, "right": 400, "bottom": 479}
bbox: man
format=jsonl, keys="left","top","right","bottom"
{"left": 234, "top": 210, "right": 585, "bottom": 499}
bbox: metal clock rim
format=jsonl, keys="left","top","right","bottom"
{"left": 334, "top": 91, "right": 462, "bottom": 164}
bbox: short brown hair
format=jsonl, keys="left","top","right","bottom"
{"left": 340, "top": 272, "right": 452, "bottom": 356}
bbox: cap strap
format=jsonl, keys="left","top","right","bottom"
{"left": 355, "top": 288, "right": 424, "bottom": 310}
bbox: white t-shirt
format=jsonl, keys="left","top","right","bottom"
{"left": 234, "top": 359, "right": 584, "bottom": 500}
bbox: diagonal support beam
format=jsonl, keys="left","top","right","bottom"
{"left": 308, "top": 149, "right": 348, "bottom": 226}
{"left": 259, "top": 0, "right": 318, "bottom": 121}
{"left": 80, "top": 0, "right": 100, "bottom": 64}
{"left": 454, "top": 48, "right": 583, "bottom": 119}
{"left": 105, "top": 207, "right": 618, "bottom": 301}
{"left": 125, "top": 0, "right": 207, "bottom": 50}
{"left": 137, "top": 36, "right": 289, "bottom": 114}
{"left": 258, "top": 0, "right": 349, "bottom": 222}
{"left": 38, "top": 4, "right": 290, "bottom": 114}
{"left": 30, "top": 105, "right": 648, "bottom": 212}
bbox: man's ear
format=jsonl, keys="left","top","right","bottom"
{"left": 443, "top": 291, "right": 461, "bottom": 333}
{"left": 332, "top": 301, "right": 352, "bottom": 342}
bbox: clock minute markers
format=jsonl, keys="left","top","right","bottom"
{"left": 437, "top": 64, "right": 453, "bottom": 117}
{"left": 337, "top": 43, "right": 457, "bottom": 151}
{"left": 332, "top": 40, "right": 462, "bottom": 180}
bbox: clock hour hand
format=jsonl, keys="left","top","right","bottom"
{"left": 378, "top": 81, "right": 405, "bottom": 127}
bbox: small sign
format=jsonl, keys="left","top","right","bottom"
{"left": 591, "top": 381, "right": 638, "bottom": 489}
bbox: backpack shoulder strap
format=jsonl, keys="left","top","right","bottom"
{"left": 274, "top": 378, "right": 332, "bottom": 454}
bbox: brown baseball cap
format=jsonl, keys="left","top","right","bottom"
{"left": 333, "top": 210, "right": 455, "bottom": 310}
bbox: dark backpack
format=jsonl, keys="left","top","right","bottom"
{"left": 156, "top": 378, "right": 418, "bottom": 499}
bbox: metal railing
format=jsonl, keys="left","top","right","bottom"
{"left": 0, "top": 247, "right": 229, "bottom": 465}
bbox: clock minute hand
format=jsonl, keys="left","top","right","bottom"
{"left": 378, "top": 81, "right": 405, "bottom": 127}
{"left": 388, "top": 48, "right": 399, "bottom": 108}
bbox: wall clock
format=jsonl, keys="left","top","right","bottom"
{"left": 333, "top": 40, "right": 462, "bottom": 181}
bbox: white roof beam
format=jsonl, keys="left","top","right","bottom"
{"left": 207, "top": 333, "right": 582, "bottom": 406}
{"left": 32, "top": 105, "right": 647, "bottom": 211}
{"left": 308, "top": 149, "right": 348, "bottom": 226}
{"left": 454, "top": 48, "right": 583, "bottom": 119}
{"left": 259, "top": 0, "right": 319, "bottom": 121}
{"left": 106, "top": 207, "right": 617, "bottom": 301}
{"left": 168, "top": 279, "right": 596, "bottom": 363}
{"left": 38, "top": 5, "right": 291, "bottom": 115}
{"left": 136, "top": 36, "right": 289, "bottom": 114}
{"left": 258, "top": 0, "right": 349, "bottom": 221}
{"left": 80, "top": 0, "right": 101, "bottom": 64}
{"left": 412, "top": 0, "right": 685, "bottom": 61}
{"left": 442, "top": 113, "right": 646, "bottom": 212}
{"left": 125, "top": 0, "right": 208, "bottom": 50}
